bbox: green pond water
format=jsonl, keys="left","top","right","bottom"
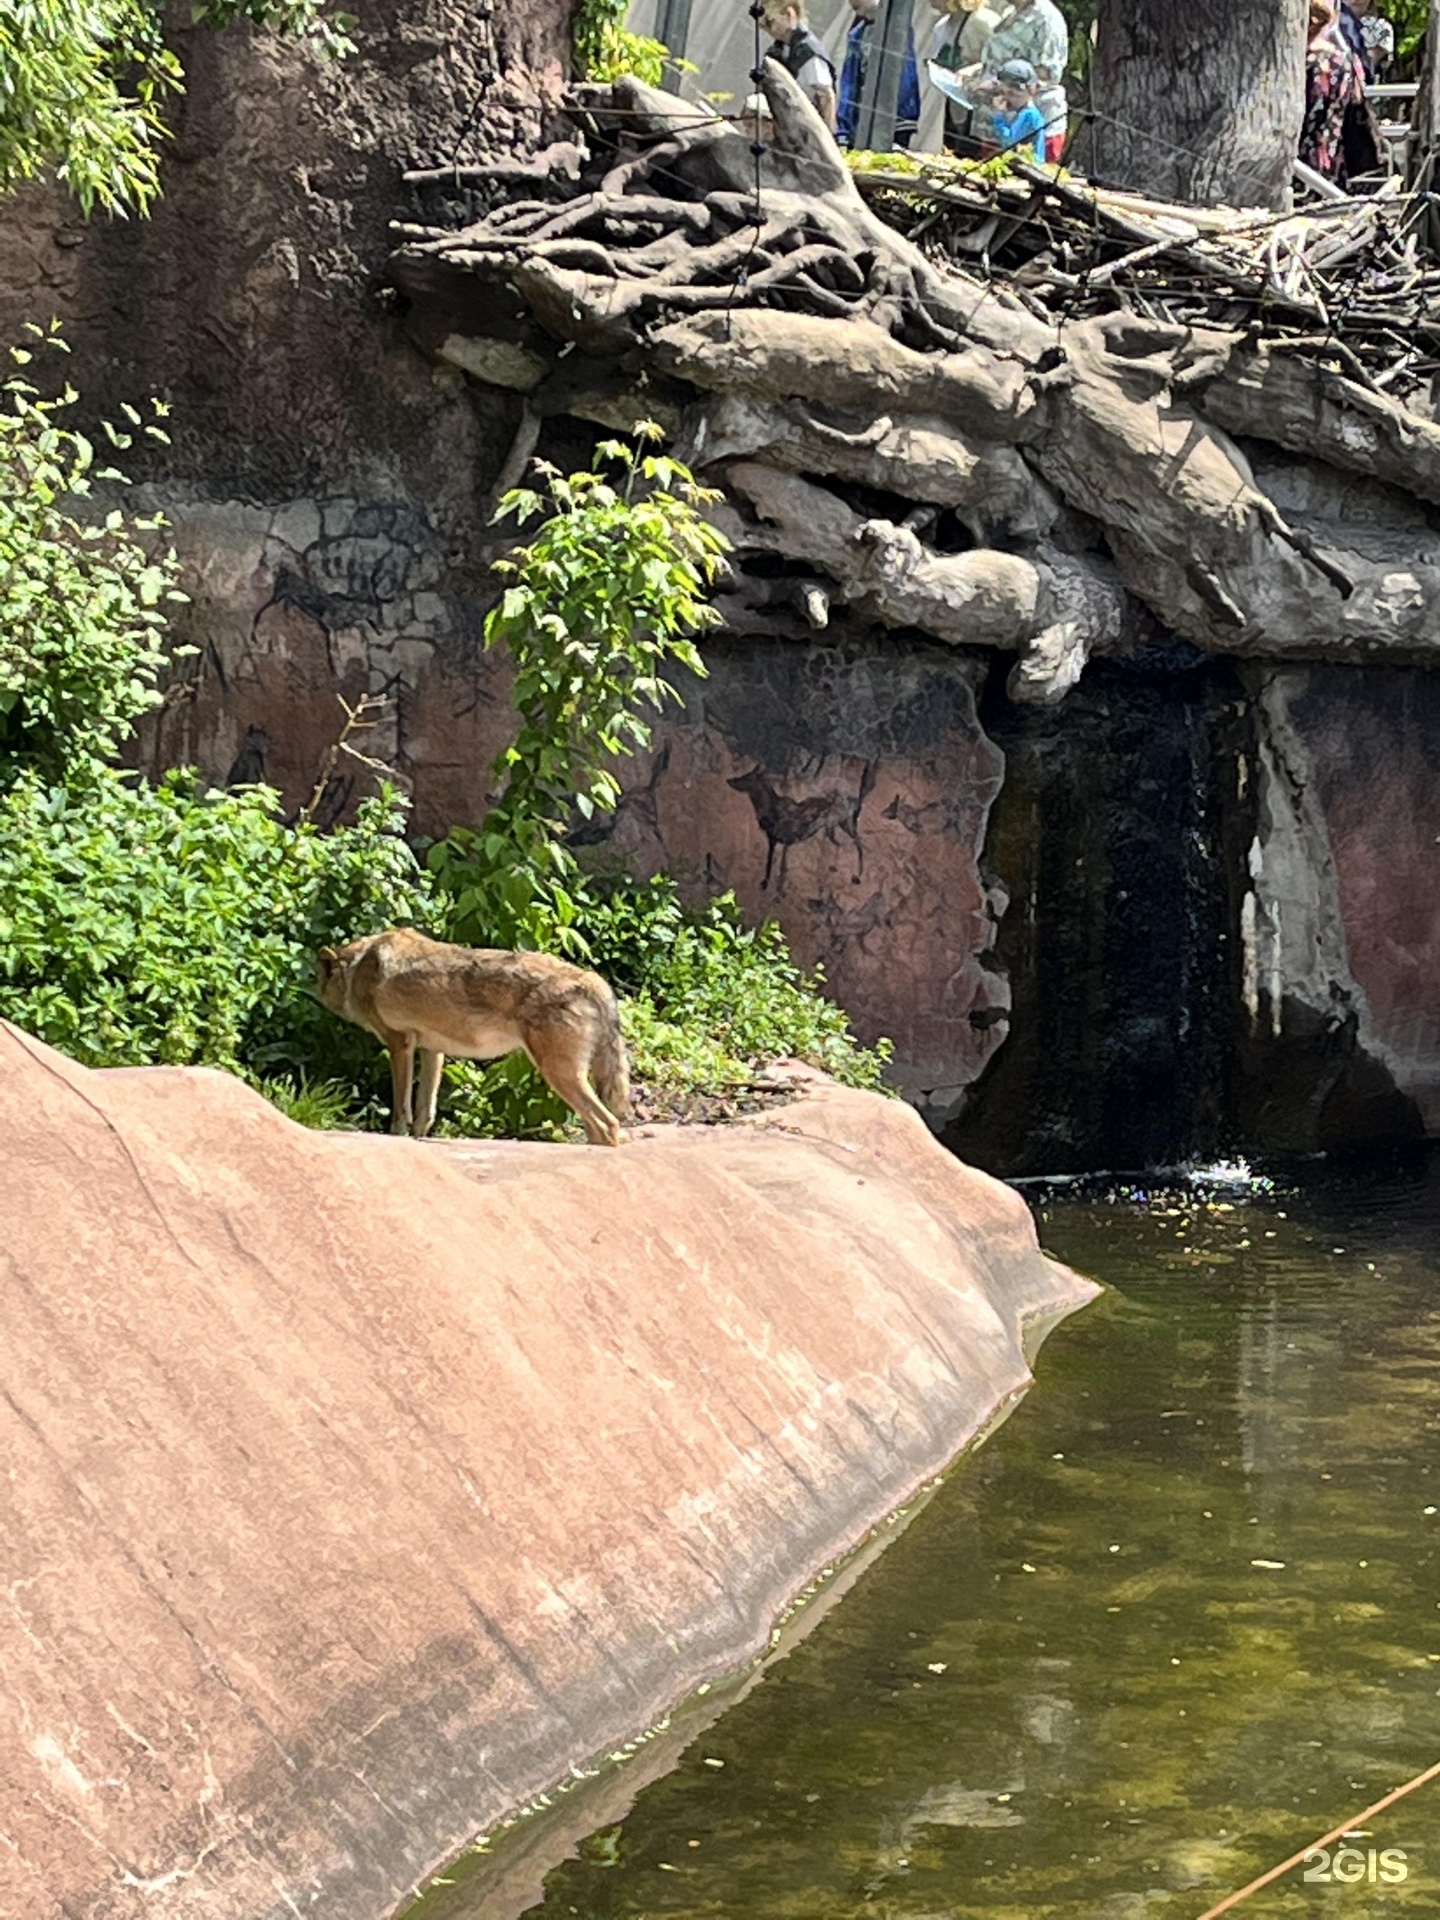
{"left": 437, "top": 1149, "right": 1440, "bottom": 1919}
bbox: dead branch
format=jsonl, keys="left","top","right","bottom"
{"left": 296, "top": 695, "right": 393, "bottom": 831}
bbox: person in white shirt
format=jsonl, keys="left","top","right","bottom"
{"left": 763, "top": 0, "right": 839, "bottom": 130}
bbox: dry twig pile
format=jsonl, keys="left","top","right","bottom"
{"left": 853, "top": 155, "right": 1440, "bottom": 409}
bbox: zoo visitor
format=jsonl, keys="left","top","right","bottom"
{"left": 763, "top": 0, "right": 839, "bottom": 129}
{"left": 968, "top": 0, "right": 1069, "bottom": 161}
{"left": 836, "top": 0, "right": 922, "bottom": 149}
{"left": 927, "top": 0, "right": 1000, "bottom": 155}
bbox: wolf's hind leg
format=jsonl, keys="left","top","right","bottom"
{"left": 529, "top": 1033, "right": 623, "bottom": 1147}
{"left": 592, "top": 1016, "right": 631, "bottom": 1124}
{"left": 415, "top": 1049, "right": 445, "bottom": 1138}
{"left": 386, "top": 1034, "right": 416, "bottom": 1136}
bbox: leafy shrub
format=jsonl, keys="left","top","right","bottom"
{"left": 0, "top": 329, "right": 433, "bottom": 1115}
{"left": 0, "top": 767, "right": 434, "bottom": 1075}
{"left": 430, "top": 431, "right": 728, "bottom": 955}
{"left": 572, "top": 0, "right": 668, "bottom": 85}
{"left": 437, "top": 1053, "right": 574, "bottom": 1143}
{"left": 255, "top": 1072, "right": 365, "bottom": 1130}
{"left": 0, "top": 328, "right": 182, "bottom": 783}
{"left": 0, "top": 0, "right": 351, "bottom": 216}
{"left": 585, "top": 877, "right": 893, "bottom": 1094}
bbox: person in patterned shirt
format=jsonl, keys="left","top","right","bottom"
{"left": 1302, "top": 0, "right": 1366, "bottom": 183}
{"left": 1349, "top": 0, "right": 1395, "bottom": 74}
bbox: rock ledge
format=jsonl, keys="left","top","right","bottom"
{"left": 0, "top": 1025, "right": 1095, "bottom": 1920}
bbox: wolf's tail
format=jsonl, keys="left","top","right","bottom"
{"left": 593, "top": 997, "right": 632, "bottom": 1123}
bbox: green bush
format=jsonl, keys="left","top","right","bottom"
{"left": 572, "top": 0, "right": 669, "bottom": 85}
{"left": 0, "top": 767, "right": 433, "bottom": 1075}
{"left": 0, "top": 0, "right": 351, "bottom": 217}
{"left": 586, "top": 877, "right": 893, "bottom": 1096}
{"left": 0, "top": 330, "right": 433, "bottom": 1116}
{"left": 255, "top": 1072, "right": 365, "bottom": 1130}
{"left": 415, "top": 433, "right": 889, "bottom": 1138}
{"left": 430, "top": 430, "right": 728, "bottom": 956}
{"left": 0, "top": 328, "right": 182, "bottom": 784}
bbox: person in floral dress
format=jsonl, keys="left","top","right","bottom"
{"left": 1301, "top": 0, "right": 1366, "bottom": 185}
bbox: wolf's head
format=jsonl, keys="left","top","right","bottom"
{"left": 314, "top": 945, "right": 349, "bottom": 1015}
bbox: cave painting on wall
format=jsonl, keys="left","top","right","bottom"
{"left": 727, "top": 759, "right": 878, "bottom": 895}
{"left": 581, "top": 723, "right": 1010, "bottom": 1116}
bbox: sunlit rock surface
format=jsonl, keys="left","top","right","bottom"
{"left": 0, "top": 1024, "right": 1094, "bottom": 1920}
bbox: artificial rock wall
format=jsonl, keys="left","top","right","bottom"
{"left": 0, "top": 1, "right": 1437, "bottom": 1164}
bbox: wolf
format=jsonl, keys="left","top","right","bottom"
{"left": 314, "top": 927, "right": 630, "bottom": 1146}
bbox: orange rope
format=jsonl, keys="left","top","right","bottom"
{"left": 1194, "top": 1757, "right": 1440, "bottom": 1919}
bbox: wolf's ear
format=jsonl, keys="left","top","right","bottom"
{"left": 316, "top": 946, "right": 338, "bottom": 978}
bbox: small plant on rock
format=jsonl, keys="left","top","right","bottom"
{"left": 572, "top": 0, "right": 669, "bottom": 85}
{"left": 428, "top": 426, "right": 729, "bottom": 955}
{"left": 0, "top": 324, "right": 181, "bottom": 783}
{"left": 0, "top": 0, "right": 353, "bottom": 216}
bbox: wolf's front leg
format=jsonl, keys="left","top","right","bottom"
{"left": 415, "top": 1049, "right": 445, "bottom": 1138}
{"left": 387, "top": 1036, "right": 416, "bottom": 1135}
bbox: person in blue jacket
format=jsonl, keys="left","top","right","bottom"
{"left": 989, "top": 57, "right": 1047, "bottom": 162}
{"left": 836, "top": 0, "right": 921, "bottom": 149}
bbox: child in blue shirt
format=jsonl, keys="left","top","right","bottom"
{"left": 989, "top": 58, "right": 1047, "bottom": 162}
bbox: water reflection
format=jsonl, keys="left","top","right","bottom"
{"left": 420, "top": 1149, "right": 1440, "bottom": 1918}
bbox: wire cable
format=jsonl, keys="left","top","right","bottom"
{"left": 723, "top": 3, "right": 771, "bottom": 333}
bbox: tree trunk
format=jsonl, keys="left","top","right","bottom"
{"left": 1089, "top": 0, "right": 1308, "bottom": 210}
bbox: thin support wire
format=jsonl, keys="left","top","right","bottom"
{"left": 725, "top": 2, "right": 770, "bottom": 333}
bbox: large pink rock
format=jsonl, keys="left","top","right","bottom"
{"left": 0, "top": 1025, "right": 1095, "bottom": 1920}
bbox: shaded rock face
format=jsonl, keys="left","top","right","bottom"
{"left": 947, "top": 646, "right": 1248, "bottom": 1175}
{"left": 0, "top": 0, "right": 565, "bottom": 835}
{"left": 0, "top": 1026, "right": 1095, "bottom": 1920}
{"left": 949, "top": 651, "right": 1437, "bottom": 1174}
